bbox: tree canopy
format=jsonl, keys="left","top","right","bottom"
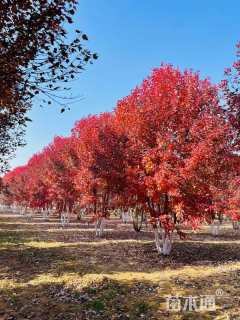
{"left": 3, "top": 64, "right": 240, "bottom": 239}
{"left": 0, "top": 0, "right": 97, "bottom": 172}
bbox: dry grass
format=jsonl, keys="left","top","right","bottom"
{"left": 0, "top": 213, "right": 239, "bottom": 319}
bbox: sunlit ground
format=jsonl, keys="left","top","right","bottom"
{"left": 0, "top": 213, "right": 239, "bottom": 319}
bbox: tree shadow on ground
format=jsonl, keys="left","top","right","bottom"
{"left": 1, "top": 239, "right": 240, "bottom": 283}
{"left": 1, "top": 214, "right": 240, "bottom": 319}
{"left": 193, "top": 231, "right": 240, "bottom": 241}
{"left": 0, "top": 267, "right": 239, "bottom": 320}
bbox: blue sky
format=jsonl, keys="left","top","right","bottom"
{"left": 10, "top": 0, "right": 240, "bottom": 169}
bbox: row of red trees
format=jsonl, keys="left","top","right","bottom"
{"left": 2, "top": 44, "right": 240, "bottom": 254}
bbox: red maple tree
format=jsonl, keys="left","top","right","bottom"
{"left": 115, "top": 65, "right": 232, "bottom": 253}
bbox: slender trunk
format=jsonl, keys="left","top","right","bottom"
{"left": 99, "top": 218, "right": 105, "bottom": 237}
{"left": 162, "top": 230, "right": 172, "bottom": 255}
{"left": 144, "top": 214, "right": 148, "bottom": 229}
{"left": 43, "top": 209, "right": 49, "bottom": 221}
{"left": 61, "top": 211, "right": 69, "bottom": 227}
{"left": 26, "top": 207, "right": 32, "bottom": 221}
{"left": 232, "top": 221, "right": 239, "bottom": 230}
{"left": 211, "top": 220, "right": 220, "bottom": 236}
{"left": 154, "top": 226, "right": 173, "bottom": 255}
{"left": 132, "top": 209, "right": 143, "bottom": 232}
{"left": 95, "top": 217, "right": 105, "bottom": 237}
{"left": 154, "top": 228, "right": 162, "bottom": 253}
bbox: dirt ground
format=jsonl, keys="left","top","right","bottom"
{"left": 0, "top": 212, "right": 240, "bottom": 320}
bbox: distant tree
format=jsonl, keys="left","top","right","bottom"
{"left": 4, "top": 136, "right": 80, "bottom": 214}
{"left": 221, "top": 41, "right": 240, "bottom": 149}
{"left": 43, "top": 136, "right": 79, "bottom": 213}
{"left": 0, "top": 0, "right": 97, "bottom": 172}
{"left": 3, "top": 166, "right": 29, "bottom": 207}
{"left": 72, "top": 113, "right": 128, "bottom": 236}
{"left": 220, "top": 41, "right": 240, "bottom": 225}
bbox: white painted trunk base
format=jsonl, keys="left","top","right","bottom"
{"left": 121, "top": 211, "right": 131, "bottom": 223}
{"left": 42, "top": 210, "right": 49, "bottom": 221}
{"left": 211, "top": 221, "right": 220, "bottom": 236}
{"left": 232, "top": 221, "right": 240, "bottom": 230}
{"left": 61, "top": 212, "right": 70, "bottom": 227}
{"left": 154, "top": 229, "right": 173, "bottom": 255}
{"left": 95, "top": 218, "right": 105, "bottom": 237}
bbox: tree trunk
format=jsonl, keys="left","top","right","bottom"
{"left": 154, "top": 228, "right": 162, "bottom": 253}
{"left": 122, "top": 211, "right": 131, "bottom": 224}
{"left": 232, "top": 221, "right": 240, "bottom": 230}
{"left": 162, "top": 230, "right": 172, "bottom": 255}
{"left": 61, "top": 211, "right": 69, "bottom": 227}
{"left": 95, "top": 217, "right": 105, "bottom": 237}
{"left": 42, "top": 209, "right": 49, "bottom": 221}
{"left": 154, "top": 227, "right": 173, "bottom": 255}
{"left": 132, "top": 209, "right": 143, "bottom": 232}
{"left": 211, "top": 220, "right": 220, "bottom": 236}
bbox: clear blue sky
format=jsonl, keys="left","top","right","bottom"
{"left": 9, "top": 0, "right": 240, "bottom": 169}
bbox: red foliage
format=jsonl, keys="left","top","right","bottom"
{"left": 72, "top": 113, "right": 127, "bottom": 218}
{"left": 115, "top": 65, "right": 232, "bottom": 231}
{"left": 2, "top": 64, "right": 239, "bottom": 234}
